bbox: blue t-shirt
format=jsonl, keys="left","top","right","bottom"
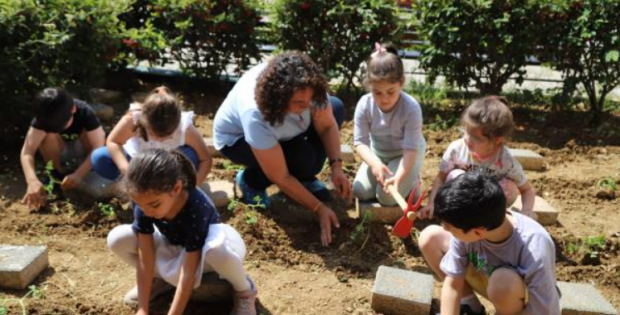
{"left": 131, "top": 188, "right": 220, "bottom": 252}
{"left": 212, "top": 62, "right": 312, "bottom": 150}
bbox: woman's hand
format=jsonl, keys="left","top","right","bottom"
{"left": 331, "top": 167, "right": 352, "bottom": 202}
{"left": 316, "top": 204, "right": 340, "bottom": 246}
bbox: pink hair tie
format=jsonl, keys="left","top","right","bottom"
{"left": 371, "top": 42, "right": 386, "bottom": 58}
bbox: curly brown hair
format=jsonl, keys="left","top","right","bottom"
{"left": 255, "top": 51, "right": 328, "bottom": 126}
{"left": 461, "top": 95, "right": 514, "bottom": 140}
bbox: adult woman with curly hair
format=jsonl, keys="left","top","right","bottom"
{"left": 213, "top": 51, "right": 352, "bottom": 246}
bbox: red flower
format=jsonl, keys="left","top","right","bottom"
{"left": 299, "top": 2, "right": 311, "bottom": 11}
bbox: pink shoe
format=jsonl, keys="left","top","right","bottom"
{"left": 230, "top": 277, "right": 257, "bottom": 315}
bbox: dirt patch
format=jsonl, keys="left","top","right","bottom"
{"left": 1, "top": 91, "right": 620, "bottom": 314}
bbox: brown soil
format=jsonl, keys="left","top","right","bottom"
{"left": 1, "top": 93, "right": 619, "bottom": 314}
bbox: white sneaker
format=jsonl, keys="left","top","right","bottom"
{"left": 230, "top": 276, "right": 258, "bottom": 315}
{"left": 123, "top": 278, "right": 174, "bottom": 306}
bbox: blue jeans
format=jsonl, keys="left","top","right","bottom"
{"left": 219, "top": 96, "right": 345, "bottom": 190}
{"left": 91, "top": 145, "right": 199, "bottom": 180}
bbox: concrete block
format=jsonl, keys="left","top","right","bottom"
{"left": 341, "top": 144, "right": 355, "bottom": 163}
{"left": 90, "top": 103, "right": 114, "bottom": 121}
{"left": 0, "top": 245, "right": 49, "bottom": 289}
{"left": 90, "top": 88, "right": 123, "bottom": 104}
{"left": 509, "top": 195, "right": 559, "bottom": 225}
{"left": 357, "top": 200, "right": 403, "bottom": 224}
{"left": 204, "top": 137, "right": 221, "bottom": 158}
{"left": 558, "top": 281, "right": 618, "bottom": 315}
{"left": 131, "top": 92, "right": 148, "bottom": 103}
{"left": 78, "top": 171, "right": 117, "bottom": 200}
{"left": 190, "top": 272, "right": 233, "bottom": 303}
{"left": 371, "top": 265, "right": 434, "bottom": 315}
{"left": 200, "top": 181, "right": 234, "bottom": 208}
{"left": 509, "top": 148, "right": 545, "bottom": 171}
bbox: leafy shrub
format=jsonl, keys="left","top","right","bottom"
{"left": 270, "top": 0, "right": 403, "bottom": 90}
{"left": 0, "top": 0, "right": 130, "bottom": 148}
{"left": 412, "top": 0, "right": 550, "bottom": 95}
{"left": 120, "top": 0, "right": 262, "bottom": 79}
{"left": 541, "top": 0, "right": 620, "bottom": 125}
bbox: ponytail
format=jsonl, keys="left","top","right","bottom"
{"left": 171, "top": 149, "right": 197, "bottom": 190}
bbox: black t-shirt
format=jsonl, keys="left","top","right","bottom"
{"left": 31, "top": 100, "right": 101, "bottom": 141}
{"left": 132, "top": 188, "right": 221, "bottom": 252}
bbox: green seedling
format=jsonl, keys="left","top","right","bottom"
{"left": 596, "top": 177, "right": 618, "bottom": 191}
{"left": 98, "top": 202, "right": 116, "bottom": 218}
{"left": 566, "top": 241, "right": 580, "bottom": 255}
{"left": 43, "top": 161, "right": 61, "bottom": 199}
{"left": 222, "top": 160, "right": 243, "bottom": 171}
{"left": 0, "top": 285, "right": 46, "bottom": 315}
{"left": 351, "top": 210, "right": 372, "bottom": 243}
{"left": 584, "top": 235, "right": 606, "bottom": 258}
{"left": 227, "top": 196, "right": 263, "bottom": 225}
{"left": 429, "top": 114, "right": 458, "bottom": 131}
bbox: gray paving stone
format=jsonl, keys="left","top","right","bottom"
{"left": 509, "top": 148, "right": 545, "bottom": 171}
{"left": 509, "top": 195, "right": 559, "bottom": 225}
{"left": 371, "top": 265, "right": 434, "bottom": 315}
{"left": 77, "top": 171, "right": 117, "bottom": 200}
{"left": 200, "top": 181, "right": 234, "bottom": 208}
{"left": 90, "top": 103, "right": 114, "bottom": 121}
{"left": 341, "top": 144, "right": 356, "bottom": 163}
{"left": 0, "top": 245, "right": 49, "bottom": 289}
{"left": 190, "top": 272, "right": 233, "bottom": 303}
{"left": 558, "top": 281, "right": 618, "bottom": 315}
{"left": 357, "top": 200, "right": 404, "bottom": 224}
{"left": 89, "top": 88, "right": 123, "bottom": 104}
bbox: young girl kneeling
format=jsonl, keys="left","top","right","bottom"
{"left": 107, "top": 149, "right": 257, "bottom": 315}
{"left": 353, "top": 43, "right": 426, "bottom": 205}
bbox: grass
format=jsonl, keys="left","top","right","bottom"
{"left": 0, "top": 285, "right": 46, "bottom": 315}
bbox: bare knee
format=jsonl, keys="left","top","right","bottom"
{"left": 39, "top": 133, "right": 64, "bottom": 163}
{"left": 418, "top": 225, "right": 448, "bottom": 254}
{"left": 488, "top": 268, "right": 526, "bottom": 314}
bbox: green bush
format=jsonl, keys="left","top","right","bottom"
{"left": 541, "top": 0, "right": 620, "bottom": 125}
{"left": 0, "top": 0, "right": 129, "bottom": 147}
{"left": 270, "top": 0, "right": 403, "bottom": 90}
{"left": 412, "top": 0, "right": 550, "bottom": 95}
{"left": 120, "top": 0, "right": 262, "bottom": 79}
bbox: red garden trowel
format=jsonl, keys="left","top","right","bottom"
{"left": 387, "top": 183, "right": 427, "bottom": 238}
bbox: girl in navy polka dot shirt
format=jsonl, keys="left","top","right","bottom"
{"left": 107, "top": 149, "right": 257, "bottom": 315}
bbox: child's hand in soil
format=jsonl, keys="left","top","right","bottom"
{"left": 22, "top": 181, "right": 46, "bottom": 210}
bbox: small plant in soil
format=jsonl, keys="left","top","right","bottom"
{"left": 350, "top": 210, "right": 373, "bottom": 251}
{"left": 595, "top": 177, "right": 618, "bottom": 200}
{"left": 98, "top": 202, "right": 116, "bottom": 218}
{"left": 222, "top": 160, "right": 243, "bottom": 171}
{"left": 227, "top": 197, "right": 263, "bottom": 225}
{"left": 43, "top": 161, "right": 61, "bottom": 199}
{"left": 0, "top": 284, "right": 47, "bottom": 315}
